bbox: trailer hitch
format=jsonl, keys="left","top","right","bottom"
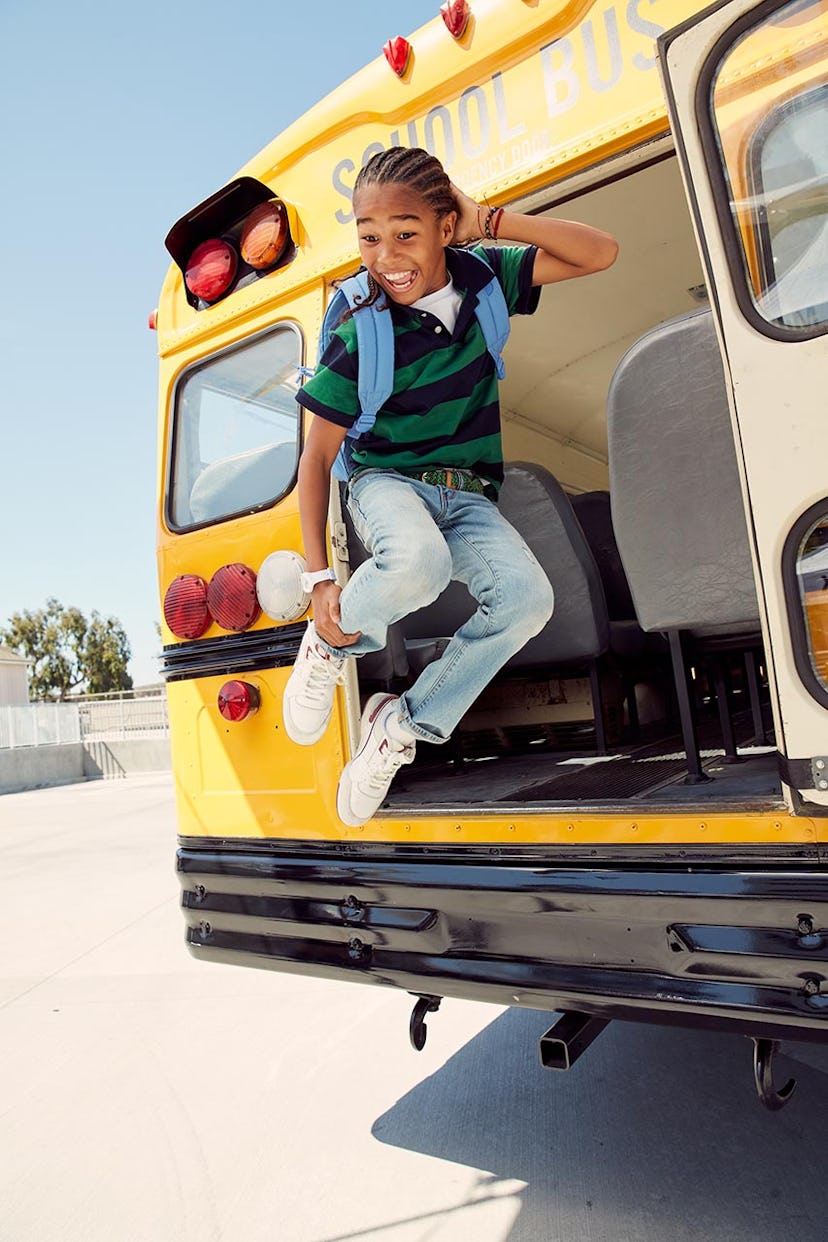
{"left": 409, "top": 994, "right": 442, "bottom": 1050}
{"left": 539, "top": 1010, "right": 611, "bottom": 1070}
{"left": 752, "top": 1038, "right": 796, "bottom": 1111}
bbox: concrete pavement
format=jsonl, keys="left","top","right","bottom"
{"left": 2, "top": 774, "right": 828, "bottom": 1242}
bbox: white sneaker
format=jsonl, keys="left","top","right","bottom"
{"left": 337, "top": 694, "right": 416, "bottom": 827}
{"left": 283, "top": 621, "right": 345, "bottom": 745}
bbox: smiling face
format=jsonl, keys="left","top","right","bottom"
{"left": 353, "top": 183, "right": 457, "bottom": 305}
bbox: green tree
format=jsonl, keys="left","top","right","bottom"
{"left": 1, "top": 598, "right": 133, "bottom": 700}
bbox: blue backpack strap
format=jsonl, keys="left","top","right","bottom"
{"left": 315, "top": 273, "right": 394, "bottom": 481}
{"left": 468, "top": 251, "right": 510, "bottom": 380}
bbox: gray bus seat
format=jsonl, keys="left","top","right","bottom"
{"left": 607, "top": 308, "right": 764, "bottom": 778}
{"left": 570, "top": 489, "right": 668, "bottom": 731}
{"left": 190, "top": 441, "right": 298, "bottom": 524}
{"left": 398, "top": 461, "right": 615, "bottom": 748}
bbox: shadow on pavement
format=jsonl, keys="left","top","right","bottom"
{"left": 372, "top": 1008, "right": 828, "bottom": 1242}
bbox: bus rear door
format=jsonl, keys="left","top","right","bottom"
{"left": 658, "top": 0, "right": 828, "bottom": 813}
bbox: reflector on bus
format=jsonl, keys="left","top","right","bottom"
{"left": 165, "top": 177, "right": 293, "bottom": 310}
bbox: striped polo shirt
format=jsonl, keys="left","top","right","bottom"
{"left": 296, "top": 244, "right": 540, "bottom": 495}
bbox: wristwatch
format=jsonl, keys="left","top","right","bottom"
{"left": 300, "top": 566, "right": 337, "bottom": 593}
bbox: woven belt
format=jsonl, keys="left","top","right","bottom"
{"left": 409, "top": 468, "right": 490, "bottom": 495}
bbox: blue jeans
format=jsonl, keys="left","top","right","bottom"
{"left": 320, "top": 470, "right": 555, "bottom": 745}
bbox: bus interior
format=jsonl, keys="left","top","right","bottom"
{"left": 347, "top": 152, "right": 785, "bottom": 816}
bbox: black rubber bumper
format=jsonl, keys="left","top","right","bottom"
{"left": 177, "top": 845, "right": 828, "bottom": 1041}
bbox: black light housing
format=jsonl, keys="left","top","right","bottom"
{"left": 165, "top": 177, "right": 294, "bottom": 310}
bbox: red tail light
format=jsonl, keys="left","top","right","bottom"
{"left": 217, "top": 679, "right": 260, "bottom": 722}
{"left": 207, "top": 563, "right": 261, "bottom": 631}
{"left": 240, "top": 200, "right": 289, "bottom": 270}
{"left": 185, "top": 238, "right": 238, "bottom": 302}
{"left": 163, "top": 575, "right": 210, "bottom": 639}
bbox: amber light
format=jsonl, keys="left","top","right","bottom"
{"left": 185, "top": 238, "right": 238, "bottom": 302}
{"left": 163, "top": 575, "right": 210, "bottom": 640}
{"left": 207, "top": 563, "right": 261, "bottom": 631}
{"left": 217, "top": 680, "right": 260, "bottom": 722}
{"left": 240, "top": 200, "right": 289, "bottom": 270}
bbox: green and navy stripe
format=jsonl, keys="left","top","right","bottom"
{"left": 296, "top": 245, "right": 539, "bottom": 494}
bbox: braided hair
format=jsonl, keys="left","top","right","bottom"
{"left": 338, "top": 147, "right": 459, "bottom": 312}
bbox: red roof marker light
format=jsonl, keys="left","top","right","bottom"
{"left": 441, "top": 0, "right": 470, "bottom": 38}
{"left": 383, "top": 35, "right": 411, "bottom": 76}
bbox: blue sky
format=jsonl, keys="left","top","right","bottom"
{"left": 0, "top": 0, "right": 441, "bottom": 687}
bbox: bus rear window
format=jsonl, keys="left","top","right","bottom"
{"left": 167, "top": 325, "right": 302, "bottom": 531}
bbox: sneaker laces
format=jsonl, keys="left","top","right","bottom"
{"left": 296, "top": 646, "right": 344, "bottom": 707}
{"left": 360, "top": 735, "right": 415, "bottom": 795}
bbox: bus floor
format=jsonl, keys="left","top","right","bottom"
{"left": 385, "top": 707, "right": 784, "bottom": 812}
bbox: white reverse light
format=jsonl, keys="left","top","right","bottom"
{"left": 256, "top": 550, "right": 310, "bottom": 621}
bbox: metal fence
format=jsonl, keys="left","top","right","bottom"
{"left": 76, "top": 690, "right": 169, "bottom": 742}
{"left": 0, "top": 703, "right": 81, "bottom": 749}
{"left": 0, "top": 690, "right": 169, "bottom": 748}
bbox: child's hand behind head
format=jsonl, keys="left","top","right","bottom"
{"left": 450, "top": 183, "right": 484, "bottom": 246}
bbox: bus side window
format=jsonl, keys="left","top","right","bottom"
{"left": 167, "top": 324, "right": 302, "bottom": 531}
{"left": 709, "top": 0, "right": 828, "bottom": 333}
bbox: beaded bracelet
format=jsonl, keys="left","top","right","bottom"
{"left": 482, "top": 205, "right": 504, "bottom": 243}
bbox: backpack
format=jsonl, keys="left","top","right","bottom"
{"left": 304, "top": 250, "right": 511, "bottom": 481}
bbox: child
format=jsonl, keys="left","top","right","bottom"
{"left": 284, "top": 146, "right": 617, "bottom": 826}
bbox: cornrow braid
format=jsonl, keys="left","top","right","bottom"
{"left": 354, "top": 146, "right": 458, "bottom": 220}
{"left": 336, "top": 147, "right": 459, "bottom": 319}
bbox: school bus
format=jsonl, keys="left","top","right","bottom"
{"left": 154, "top": 0, "right": 828, "bottom": 1108}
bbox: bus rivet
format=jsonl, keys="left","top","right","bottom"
{"left": 198, "top": 920, "right": 211, "bottom": 939}
{"left": 819, "top": 781, "right": 828, "bottom": 791}
{"left": 194, "top": 884, "right": 206, "bottom": 902}
{"left": 631, "top": 823, "right": 638, "bottom": 832}
{"left": 348, "top": 938, "right": 371, "bottom": 963}
{"left": 342, "top": 895, "right": 365, "bottom": 923}
{"left": 816, "top": 760, "right": 825, "bottom": 770}
{"left": 699, "top": 823, "right": 706, "bottom": 831}
{"left": 567, "top": 824, "right": 574, "bottom": 832}
{"left": 803, "top": 978, "right": 819, "bottom": 996}
{"left": 509, "top": 824, "right": 516, "bottom": 831}
{"left": 455, "top": 824, "right": 462, "bottom": 832}
{"left": 798, "top": 915, "right": 814, "bottom": 936}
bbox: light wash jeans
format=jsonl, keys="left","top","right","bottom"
{"left": 319, "top": 469, "right": 555, "bottom": 745}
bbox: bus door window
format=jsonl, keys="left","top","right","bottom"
{"left": 167, "top": 324, "right": 302, "bottom": 531}
{"left": 708, "top": 0, "right": 828, "bottom": 334}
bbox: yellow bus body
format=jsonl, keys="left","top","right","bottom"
{"left": 156, "top": 0, "right": 828, "bottom": 1051}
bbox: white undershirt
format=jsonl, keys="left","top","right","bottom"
{"left": 411, "top": 277, "right": 463, "bottom": 334}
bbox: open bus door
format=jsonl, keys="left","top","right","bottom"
{"left": 657, "top": 0, "right": 828, "bottom": 813}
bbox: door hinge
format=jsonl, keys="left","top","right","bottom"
{"left": 332, "top": 521, "right": 350, "bottom": 563}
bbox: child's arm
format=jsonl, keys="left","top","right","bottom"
{"left": 297, "top": 416, "right": 361, "bottom": 647}
{"left": 451, "top": 185, "right": 618, "bottom": 285}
